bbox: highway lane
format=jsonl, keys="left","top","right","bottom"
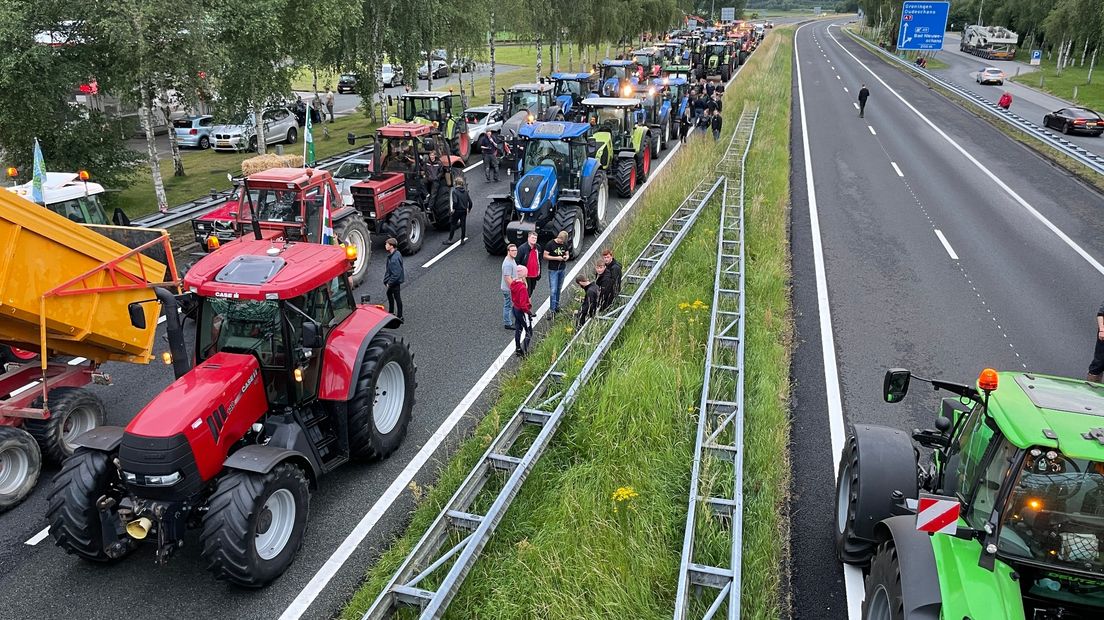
{"left": 790, "top": 19, "right": 1104, "bottom": 619}
{"left": 0, "top": 114, "right": 696, "bottom": 618}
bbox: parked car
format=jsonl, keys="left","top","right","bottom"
{"left": 381, "top": 64, "right": 404, "bottom": 87}
{"left": 211, "top": 107, "right": 298, "bottom": 152}
{"left": 451, "top": 57, "right": 476, "bottom": 73}
{"left": 1043, "top": 106, "right": 1104, "bottom": 136}
{"left": 418, "top": 60, "right": 450, "bottom": 80}
{"left": 464, "top": 104, "right": 504, "bottom": 151}
{"left": 976, "top": 66, "right": 1006, "bottom": 85}
{"left": 337, "top": 73, "right": 358, "bottom": 94}
{"left": 330, "top": 158, "right": 373, "bottom": 205}
{"left": 431, "top": 49, "right": 448, "bottom": 61}
{"left": 172, "top": 115, "right": 215, "bottom": 149}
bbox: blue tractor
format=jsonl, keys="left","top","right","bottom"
{"left": 482, "top": 122, "right": 609, "bottom": 256}
{"left": 550, "top": 72, "right": 599, "bottom": 121}
{"left": 660, "top": 75, "right": 691, "bottom": 137}
{"left": 597, "top": 59, "right": 641, "bottom": 97}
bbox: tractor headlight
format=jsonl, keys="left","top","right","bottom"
{"left": 530, "top": 191, "right": 541, "bottom": 211}
{"left": 122, "top": 470, "right": 183, "bottom": 487}
{"left": 513, "top": 194, "right": 523, "bottom": 211}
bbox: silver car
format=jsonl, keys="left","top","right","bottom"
{"left": 211, "top": 107, "right": 299, "bottom": 152}
{"left": 418, "top": 60, "right": 450, "bottom": 80}
{"left": 381, "top": 64, "right": 404, "bottom": 87}
{"left": 331, "top": 158, "right": 373, "bottom": 206}
{"left": 465, "top": 105, "right": 504, "bottom": 151}
{"left": 172, "top": 115, "right": 215, "bottom": 149}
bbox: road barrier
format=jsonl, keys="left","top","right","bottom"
{"left": 844, "top": 28, "right": 1104, "bottom": 178}
{"left": 673, "top": 106, "right": 758, "bottom": 620}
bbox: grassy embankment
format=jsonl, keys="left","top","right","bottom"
{"left": 1009, "top": 46, "right": 1104, "bottom": 112}
{"left": 341, "top": 27, "right": 794, "bottom": 620}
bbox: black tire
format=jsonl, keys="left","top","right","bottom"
{"left": 47, "top": 448, "right": 129, "bottom": 561}
{"left": 1064, "top": 120, "right": 1073, "bottom": 135}
{"left": 585, "top": 170, "right": 609, "bottom": 233}
{"left": 390, "top": 205, "right": 425, "bottom": 255}
{"left": 834, "top": 432, "right": 877, "bottom": 565}
{"left": 285, "top": 127, "right": 298, "bottom": 145}
{"left": 649, "top": 132, "right": 661, "bottom": 159}
{"left": 26, "top": 388, "right": 106, "bottom": 463}
{"left": 333, "top": 213, "right": 371, "bottom": 288}
{"left": 862, "top": 541, "right": 905, "bottom": 620}
{"left": 200, "top": 463, "right": 310, "bottom": 587}
{"left": 0, "top": 345, "right": 38, "bottom": 365}
{"left": 249, "top": 136, "right": 258, "bottom": 152}
{"left": 636, "top": 145, "right": 652, "bottom": 183}
{"left": 612, "top": 157, "right": 637, "bottom": 198}
{"left": 348, "top": 332, "right": 416, "bottom": 460}
{"left": 0, "top": 426, "right": 41, "bottom": 512}
{"left": 430, "top": 184, "right": 452, "bottom": 231}
{"left": 482, "top": 198, "right": 513, "bottom": 255}
{"left": 661, "top": 119, "right": 671, "bottom": 150}
{"left": 551, "top": 204, "right": 584, "bottom": 257}
{"left": 199, "top": 136, "right": 211, "bottom": 150}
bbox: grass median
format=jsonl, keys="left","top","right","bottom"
{"left": 341, "top": 27, "right": 794, "bottom": 620}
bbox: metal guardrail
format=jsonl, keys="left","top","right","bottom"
{"left": 844, "top": 28, "right": 1104, "bottom": 178}
{"left": 674, "top": 105, "right": 758, "bottom": 620}
{"left": 362, "top": 176, "right": 726, "bottom": 620}
{"left": 131, "top": 146, "right": 373, "bottom": 229}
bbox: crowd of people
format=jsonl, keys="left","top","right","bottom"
{"left": 678, "top": 77, "right": 726, "bottom": 142}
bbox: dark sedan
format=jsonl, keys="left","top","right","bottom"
{"left": 337, "top": 73, "right": 358, "bottom": 94}
{"left": 1043, "top": 106, "right": 1104, "bottom": 136}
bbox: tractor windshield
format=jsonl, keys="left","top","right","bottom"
{"left": 199, "top": 298, "right": 286, "bottom": 368}
{"left": 402, "top": 97, "right": 441, "bottom": 122}
{"left": 588, "top": 107, "right": 628, "bottom": 133}
{"left": 601, "top": 66, "right": 627, "bottom": 81}
{"left": 248, "top": 187, "right": 300, "bottom": 223}
{"left": 381, "top": 139, "right": 417, "bottom": 172}
{"left": 47, "top": 192, "right": 110, "bottom": 225}
{"left": 554, "top": 80, "right": 583, "bottom": 98}
{"left": 523, "top": 139, "right": 570, "bottom": 174}
{"left": 508, "top": 91, "right": 540, "bottom": 115}
{"left": 633, "top": 54, "right": 654, "bottom": 68}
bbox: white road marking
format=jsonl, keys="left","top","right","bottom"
{"left": 422, "top": 238, "right": 469, "bottom": 268}
{"left": 836, "top": 75, "right": 841, "bottom": 80}
{"left": 25, "top": 527, "right": 50, "bottom": 545}
{"left": 463, "top": 161, "right": 484, "bottom": 173}
{"left": 852, "top": 101, "right": 858, "bottom": 110}
{"left": 843, "top": 87, "right": 849, "bottom": 93}
{"left": 796, "top": 22, "right": 865, "bottom": 620}
{"left": 934, "top": 229, "right": 959, "bottom": 260}
{"left": 891, "top": 161, "right": 903, "bottom": 177}
{"left": 868, "top": 125, "right": 876, "bottom": 135}
{"left": 827, "top": 26, "right": 1104, "bottom": 277}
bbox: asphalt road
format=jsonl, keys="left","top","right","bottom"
{"left": 0, "top": 101, "right": 699, "bottom": 618}
{"left": 790, "top": 19, "right": 1104, "bottom": 619}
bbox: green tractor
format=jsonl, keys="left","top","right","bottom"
{"left": 702, "top": 41, "right": 737, "bottom": 82}
{"left": 836, "top": 368, "right": 1104, "bottom": 619}
{"left": 579, "top": 97, "right": 653, "bottom": 198}
{"left": 388, "top": 91, "right": 471, "bottom": 163}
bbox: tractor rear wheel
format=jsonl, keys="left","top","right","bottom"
{"left": 637, "top": 143, "right": 652, "bottom": 182}
{"left": 482, "top": 198, "right": 513, "bottom": 255}
{"left": 26, "top": 387, "right": 105, "bottom": 463}
{"left": 348, "top": 332, "right": 416, "bottom": 460}
{"left": 862, "top": 541, "right": 906, "bottom": 620}
{"left": 649, "top": 132, "right": 661, "bottom": 159}
{"left": 585, "top": 170, "right": 609, "bottom": 233}
{"left": 661, "top": 120, "right": 671, "bottom": 150}
{"left": 390, "top": 205, "right": 426, "bottom": 255}
{"left": 333, "top": 214, "right": 371, "bottom": 288}
{"left": 0, "top": 427, "right": 41, "bottom": 512}
{"left": 612, "top": 157, "right": 636, "bottom": 198}
{"left": 47, "top": 448, "right": 130, "bottom": 560}
{"left": 430, "top": 184, "right": 452, "bottom": 231}
{"left": 552, "top": 205, "right": 584, "bottom": 257}
{"left": 201, "top": 463, "right": 310, "bottom": 587}
{"left": 451, "top": 127, "right": 471, "bottom": 162}
{"left": 0, "top": 345, "right": 37, "bottom": 365}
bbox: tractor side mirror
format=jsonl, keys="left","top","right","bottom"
{"left": 128, "top": 302, "right": 147, "bottom": 330}
{"left": 301, "top": 321, "right": 323, "bottom": 349}
{"left": 883, "top": 369, "right": 911, "bottom": 403}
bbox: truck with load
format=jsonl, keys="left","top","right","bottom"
{"left": 960, "top": 24, "right": 1020, "bottom": 60}
{"left": 836, "top": 367, "right": 1104, "bottom": 618}
{"left": 0, "top": 187, "right": 178, "bottom": 510}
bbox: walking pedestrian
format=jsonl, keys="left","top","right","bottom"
{"left": 574, "top": 273, "right": 600, "bottom": 328}
{"left": 1087, "top": 302, "right": 1104, "bottom": 382}
{"left": 601, "top": 248, "right": 622, "bottom": 301}
{"left": 479, "top": 131, "right": 502, "bottom": 181}
{"left": 325, "top": 87, "right": 335, "bottom": 123}
{"left": 697, "top": 108, "right": 713, "bottom": 138}
{"left": 511, "top": 266, "right": 533, "bottom": 356}
{"left": 679, "top": 107, "right": 691, "bottom": 143}
{"left": 501, "top": 244, "right": 518, "bottom": 329}
{"left": 383, "top": 238, "right": 404, "bottom": 320}
{"left": 711, "top": 108, "right": 723, "bottom": 141}
{"left": 515, "top": 231, "right": 542, "bottom": 295}
{"left": 998, "top": 91, "right": 1013, "bottom": 111}
{"left": 712, "top": 91, "right": 723, "bottom": 114}
{"left": 595, "top": 260, "right": 615, "bottom": 311}
{"left": 857, "top": 83, "right": 870, "bottom": 118}
{"left": 444, "top": 175, "right": 472, "bottom": 244}
{"left": 543, "top": 230, "right": 571, "bottom": 315}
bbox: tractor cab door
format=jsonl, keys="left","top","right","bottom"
{"left": 285, "top": 278, "right": 353, "bottom": 403}
{"left": 949, "top": 404, "right": 1017, "bottom": 528}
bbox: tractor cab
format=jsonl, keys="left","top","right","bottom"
{"left": 6, "top": 170, "right": 127, "bottom": 226}
{"left": 657, "top": 40, "right": 686, "bottom": 68}
{"left": 390, "top": 91, "right": 471, "bottom": 162}
{"left": 224, "top": 168, "right": 341, "bottom": 248}
{"left": 659, "top": 76, "right": 691, "bottom": 121}
{"left": 631, "top": 47, "right": 663, "bottom": 79}
{"left": 550, "top": 72, "right": 599, "bottom": 121}
{"left": 500, "top": 83, "right": 561, "bottom": 138}
{"left": 598, "top": 60, "right": 641, "bottom": 97}
{"left": 703, "top": 41, "right": 736, "bottom": 80}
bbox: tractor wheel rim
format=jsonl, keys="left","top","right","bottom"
{"left": 409, "top": 216, "right": 421, "bottom": 245}
{"left": 596, "top": 183, "right": 608, "bottom": 223}
{"left": 61, "top": 405, "right": 98, "bottom": 448}
{"left": 837, "top": 461, "right": 851, "bottom": 534}
{"left": 0, "top": 443, "right": 31, "bottom": 495}
{"left": 644, "top": 148, "right": 651, "bottom": 175}
{"left": 572, "top": 213, "right": 583, "bottom": 254}
{"left": 9, "top": 347, "right": 36, "bottom": 361}
{"left": 373, "top": 361, "right": 406, "bottom": 435}
{"left": 348, "top": 228, "right": 369, "bottom": 277}
{"left": 255, "top": 488, "right": 296, "bottom": 560}
{"left": 867, "top": 584, "right": 891, "bottom": 620}
{"left": 629, "top": 165, "right": 636, "bottom": 192}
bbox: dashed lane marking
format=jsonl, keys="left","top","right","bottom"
{"left": 868, "top": 125, "right": 876, "bottom": 135}
{"left": 934, "top": 229, "right": 958, "bottom": 259}
{"left": 891, "top": 161, "right": 903, "bottom": 176}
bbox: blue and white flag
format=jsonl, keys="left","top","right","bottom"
{"left": 321, "top": 185, "right": 334, "bottom": 245}
{"left": 31, "top": 138, "right": 46, "bottom": 205}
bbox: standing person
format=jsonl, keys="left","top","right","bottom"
{"left": 511, "top": 266, "right": 533, "bottom": 356}
{"left": 601, "top": 248, "right": 622, "bottom": 301}
{"left": 857, "top": 84, "right": 870, "bottom": 118}
{"left": 711, "top": 108, "right": 723, "bottom": 141}
{"left": 515, "top": 231, "right": 542, "bottom": 295}
{"left": 543, "top": 230, "right": 571, "bottom": 315}
{"left": 697, "top": 108, "right": 713, "bottom": 139}
{"left": 311, "top": 92, "right": 324, "bottom": 124}
{"left": 998, "top": 91, "right": 1013, "bottom": 110}
{"left": 679, "top": 107, "right": 691, "bottom": 143}
{"left": 712, "top": 91, "right": 723, "bottom": 114}
{"left": 574, "top": 273, "right": 600, "bottom": 328}
{"left": 325, "top": 87, "right": 335, "bottom": 123}
{"left": 594, "top": 260, "right": 615, "bottom": 310}
{"left": 383, "top": 238, "right": 404, "bottom": 320}
{"left": 479, "top": 131, "right": 502, "bottom": 182}
{"left": 501, "top": 244, "right": 518, "bottom": 329}
{"left": 1088, "top": 302, "right": 1104, "bottom": 382}
{"left": 444, "top": 175, "right": 472, "bottom": 244}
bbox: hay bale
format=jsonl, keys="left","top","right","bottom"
{"left": 241, "top": 154, "right": 305, "bottom": 176}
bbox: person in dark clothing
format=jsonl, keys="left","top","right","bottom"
{"left": 679, "top": 108, "right": 691, "bottom": 143}
{"left": 1088, "top": 302, "right": 1104, "bottom": 382}
{"left": 511, "top": 266, "right": 533, "bottom": 355}
{"left": 703, "top": 94, "right": 717, "bottom": 115}
{"left": 711, "top": 110, "right": 722, "bottom": 141}
{"left": 601, "top": 249, "right": 622, "bottom": 301}
{"left": 444, "top": 176, "right": 472, "bottom": 244}
{"left": 691, "top": 91, "right": 706, "bottom": 121}
{"left": 575, "top": 273, "right": 600, "bottom": 328}
{"left": 857, "top": 84, "right": 870, "bottom": 118}
{"left": 515, "top": 231, "right": 542, "bottom": 295}
{"left": 697, "top": 109, "right": 713, "bottom": 138}
{"left": 594, "top": 261, "right": 615, "bottom": 311}
{"left": 383, "top": 238, "right": 404, "bottom": 320}
{"left": 478, "top": 131, "right": 502, "bottom": 181}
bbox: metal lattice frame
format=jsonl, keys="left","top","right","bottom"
{"left": 674, "top": 105, "right": 759, "bottom": 620}
{"left": 363, "top": 176, "right": 726, "bottom": 620}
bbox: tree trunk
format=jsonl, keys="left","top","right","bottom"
{"left": 554, "top": 31, "right": 561, "bottom": 71}
{"left": 161, "top": 104, "right": 186, "bottom": 177}
{"left": 1081, "top": 39, "right": 1089, "bottom": 66}
{"left": 426, "top": 48, "right": 433, "bottom": 90}
{"left": 254, "top": 107, "right": 266, "bottom": 155}
{"left": 568, "top": 41, "right": 574, "bottom": 72}
{"left": 139, "top": 84, "right": 169, "bottom": 212}
{"left": 536, "top": 36, "right": 543, "bottom": 81}
{"left": 489, "top": 12, "right": 497, "bottom": 103}
{"left": 469, "top": 64, "right": 475, "bottom": 98}
{"left": 1089, "top": 48, "right": 1098, "bottom": 84}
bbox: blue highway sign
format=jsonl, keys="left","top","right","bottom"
{"left": 896, "top": 1, "right": 950, "bottom": 51}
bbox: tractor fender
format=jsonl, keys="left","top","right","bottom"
{"left": 846, "top": 423, "right": 919, "bottom": 541}
{"left": 439, "top": 154, "right": 464, "bottom": 169}
{"left": 487, "top": 192, "right": 512, "bottom": 202}
{"left": 70, "top": 425, "right": 125, "bottom": 452}
{"left": 631, "top": 126, "right": 649, "bottom": 153}
{"left": 318, "top": 305, "right": 402, "bottom": 401}
{"left": 223, "top": 443, "right": 319, "bottom": 487}
{"left": 659, "top": 100, "right": 672, "bottom": 122}
{"left": 580, "top": 159, "right": 600, "bottom": 197}
{"left": 616, "top": 149, "right": 638, "bottom": 160}
{"left": 555, "top": 94, "right": 573, "bottom": 114}
{"left": 332, "top": 205, "right": 358, "bottom": 222}
{"left": 873, "top": 516, "right": 943, "bottom": 620}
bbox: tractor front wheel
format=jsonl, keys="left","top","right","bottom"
{"left": 585, "top": 170, "right": 609, "bottom": 233}
{"left": 26, "top": 387, "right": 106, "bottom": 463}
{"left": 333, "top": 214, "right": 371, "bottom": 288}
{"left": 612, "top": 157, "right": 637, "bottom": 198}
{"left": 649, "top": 132, "right": 661, "bottom": 159}
{"left": 0, "top": 427, "right": 41, "bottom": 512}
{"left": 201, "top": 463, "right": 310, "bottom": 587}
{"left": 47, "top": 448, "right": 130, "bottom": 560}
{"left": 661, "top": 120, "right": 671, "bottom": 150}
{"left": 430, "top": 184, "right": 453, "bottom": 231}
{"left": 348, "top": 332, "right": 416, "bottom": 460}
{"left": 835, "top": 432, "right": 876, "bottom": 565}
{"left": 637, "top": 143, "right": 652, "bottom": 182}
{"left": 482, "top": 198, "right": 513, "bottom": 255}
{"left": 390, "top": 205, "right": 426, "bottom": 255}
{"left": 552, "top": 205, "right": 584, "bottom": 257}
{"left": 862, "top": 541, "right": 906, "bottom": 620}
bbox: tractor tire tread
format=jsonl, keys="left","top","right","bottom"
{"left": 46, "top": 448, "right": 118, "bottom": 560}
{"left": 348, "top": 333, "right": 416, "bottom": 461}
{"left": 26, "top": 387, "right": 106, "bottom": 463}
{"left": 482, "top": 198, "right": 512, "bottom": 255}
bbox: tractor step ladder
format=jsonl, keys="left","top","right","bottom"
{"left": 674, "top": 105, "right": 759, "bottom": 620}
{"left": 362, "top": 175, "right": 726, "bottom": 620}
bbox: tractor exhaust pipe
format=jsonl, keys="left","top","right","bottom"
{"left": 126, "top": 517, "right": 153, "bottom": 540}
{"left": 155, "top": 287, "right": 192, "bottom": 379}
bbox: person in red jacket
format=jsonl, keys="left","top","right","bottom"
{"left": 998, "top": 91, "right": 1013, "bottom": 110}
{"left": 511, "top": 266, "right": 533, "bottom": 356}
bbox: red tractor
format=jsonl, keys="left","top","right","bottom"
{"left": 347, "top": 123, "right": 465, "bottom": 255}
{"left": 46, "top": 239, "right": 416, "bottom": 587}
{"left": 192, "top": 167, "right": 371, "bottom": 287}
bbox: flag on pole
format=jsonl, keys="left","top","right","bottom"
{"left": 303, "top": 106, "right": 316, "bottom": 167}
{"left": 31, "top": 138, "right": 46, "bottom": 205}
{"left": 321, "top": 182, "right": 334, "bottom": 245}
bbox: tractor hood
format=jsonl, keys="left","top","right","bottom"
{"left": 500, "top": 110, "right": 534, "bottom": 139}
{"left": 514, "top": 165, "right": 558, "bottom": 213}
{"left": 930, "top": 534, "right": 1026, "bottom": 620}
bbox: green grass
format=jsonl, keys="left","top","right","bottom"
{"left": 1008, "top": 48, "right": 1104, "bottom": 112}
{"left": 341, "top": 27, "right": 794, "bottom": 620}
